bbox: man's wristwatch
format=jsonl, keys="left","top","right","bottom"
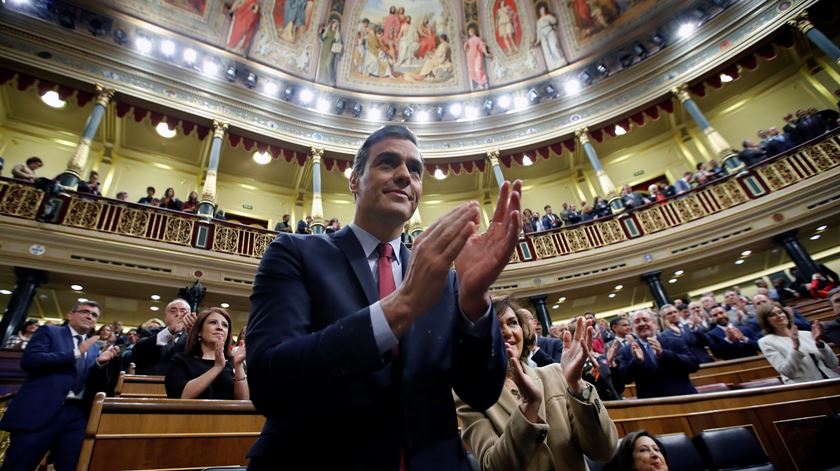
{"left": 568, "top": 382, "right": 594, "bottom": 402}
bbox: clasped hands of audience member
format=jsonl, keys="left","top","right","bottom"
{"left": 78, "top": 334, "right": 119, "bottom": 365}
{"left": 625, "top": 334, "right": 662, "bottom": 362}
{"left": 380, "top": 180, "right": 522, "bottom": 334}
{"left": 508, "top": 316, "right": 595, "bottom": 423}
{"left": 791, "top": 321, "right": 825, "bottom": 351}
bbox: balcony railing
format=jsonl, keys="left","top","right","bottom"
{"left": 0, "top": 130, "right": 838, "bottom": 263}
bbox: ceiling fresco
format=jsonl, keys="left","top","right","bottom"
{"left": 94, "top": 0, "right": 690, "bottom": 95}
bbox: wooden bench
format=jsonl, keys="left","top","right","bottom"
{"left": 78, "top": 393, "right": 265, "bottom": 471}
{"left": 604, "top": 377, "right": 840, "bottom": 470}
{"left": 114, "top": 372, "right": 166, "bottom": 398}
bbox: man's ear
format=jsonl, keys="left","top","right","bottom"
{"left": 348, "top": 171, "right": 359, "bottom": 195}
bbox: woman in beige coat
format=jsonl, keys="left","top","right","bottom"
{"left": 456, "top": 297, "right": 617, "bottom": 471}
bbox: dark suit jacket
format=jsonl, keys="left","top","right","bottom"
{"left": 660, "top": 325, "right": 713, "bottom": 364}
{"left": 536, "top": 335, "right": 563, "bottom": 364}
{"left": 0, "top": 325, "right": 104, "bottom": 432}
{"left": 246, "top": 226, "right": 507, "bottom": 471}
{"left": 131, "top": 328, "right": 188, "bottom": 375}
{"left": 705, "top": 326, "right": 759, "bottom": 360}
{"left": 738, "top": 147, "right": 768, "bottom": 167}
{"left": 615, "top": 335, "right": 699, "bottom": 399}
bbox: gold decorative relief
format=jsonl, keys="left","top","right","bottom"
{"left": 163, "top": 217, "right": 194, "bottom": 245}
{"left": 636, "top": 208, "right": 667, "bottom": 233}
{"left": 531, "top": 234, "right": 558, "bottom": 259}
{"left": 64, "top": 199, "right": 102, "bottom": 229}
{"left": 213, "top": 226, "right": 239, "bottom": 254}
{"left": 721, "top": 180, "right": 748, "bottom": 205}
{"left": 509, "top": 247, "right": 521, "bottom": 264}
{"left": 0, "top": 184, "right": 43, "bottom": 219}
{"left": 756, "top": 166, "right": 784, "bottom": 191}
{"left": 598, "top": 219, "right": 626, "bottom": 244}
{"left": 253, "top": 233, "right": 275, "bottom": 259}
{"left": 565, "top": 229, "right": 592, "bottom": 252}
{"left": 116, "top": 208, "right": 150, "bottom": 237}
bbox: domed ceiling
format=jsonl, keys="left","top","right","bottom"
{"left": 0, "top": 0, "right": 811, "bottom": 156}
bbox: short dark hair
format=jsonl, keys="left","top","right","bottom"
{"left": 146, "top": 186, "right": 156, "bottom": 193}
{"left": 610, "top": 317, "right": 627, "bottom": 329}
{"left": 612, "top": 430, "right": 666, "bottom": 470}
{"left": 72, "top": 300, "right": 101, "bottom": 313}
{"left": 756, "top": 302, "right": 790, "bottom": 335}
{"left": 491, "top": 296, "right": 533, "bottom": 362}
{"left": 185, "top": 307, "right": 233, "bottom": 360}
{"left": 26, "top": 157, "right": 43, "bottom": 166}
{"left": 352, "top": 125, "right": 420, "bottom": 177}
{"left": 544, "top": 205, "right": 551, "bottom": 211}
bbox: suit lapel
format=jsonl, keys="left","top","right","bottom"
{"left": 399, "top": 243, "right": 410, "bottom": 279}
{"left": 333, "top": 226, "right": 378, "bottom": 305}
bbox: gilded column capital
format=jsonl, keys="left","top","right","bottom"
{"left": 94, "top": 84, "right": 115, "bottom": 107}
{"left": 671, "top": 83, "right": 691, "bottom": 103}
{"left": 309, "top": 146, "right": 324, "bottom": 165}
{"left": 575, "top": 128, "right": 590, "bottom": 145}
{"left": 212, "top": 120, "right": 229, "bottom": 139}
{"left": 486, "top": 149, "right": 500, "bottom": 167}
{"left": 788, "top": 10, "right": 814, "bottom": 35}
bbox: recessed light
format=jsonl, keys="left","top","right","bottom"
{"left": 71, "top": 284, "right": 84, "bottom": 291}
{"left": 521, "top": 155, "right": 533, "bottom": 166}
{"left": 816, "top": 225, "right": 827, "bottom": 232}
{"left": 608, "top": 293, "right": 616, "bottom": 298}
{"left": 463, "top": 106, "right": 478, "bottom": 120}
{"left": 558, "top": 296, "right": 566, "bottom": 303}
{"left": 674, "top": 270, "right": 684, "bottom": 276}
{"left": 299, "top": 88, "right": 314, "bottom": 104}
{"left": 263, "top": 81, "right": 278, "bottom": 95}
{"left": 150, "top": 306, "right": 160, "bottom": 311}
{"left": 221, "top": 303, "right": 230, "bottom": 308}
{"left": 719, "top": 73, "right": 733, "bottom": 83}
{"left": 513, "top": 95, "right": 528, "bottom": 110}
{"left": 614, "top": 285, "right": 623, "bottom": 290}
{"left": 367, "top": 108, "right": 382, "bottom": 121}
{"left": 668, "top": 278, "right": 678, "bottom": 284}
{"left": 77, "top": 297, "right": 88, "bottom": 303}
{"left": 183, "top": 48, "right": 197, "bottom": 63}
{"left": 564, "top": 79, "right": 581, "bottom": 96}
{"left": 552, "top": 304, "right": 559, "bottom": 309}
{"left": 0, "top": 290, "right": 11, "bottom": 295}
{"left": 810, "top": 234, "right": 821, "bottom": 240}
{"left": 416, "top": 110, "right": 430, "bottom": 122}
{"left": 735, "top": 259, "right": 745, "bottom": 265}
{"left": 497, "top": 95, "right": 512, "bottom": 109}
{"left": 202, "top": 59, "right": 218, "bottom": 76}
{"left": 448, "top": 103, "right": 463, "bottom": 118}
{"left": 161, "top": 39, "right": 176, "bottom": 56}
{"left": 741, "top": 250, "right": 751, "bottom": 257}
{"left": 433, "top": 169, "right": 447, "bottom": 180}
{"left": 150, "top": 294, "right": 160, "bottom": 300}
{"left": 253, "top": 151, "right": 271, "bottom": 165}
{"left": 614, "top": 125, "right": 627, "bottom": 136}
{"left": 135, "top": 36, "right": 152, "bottom": 54}
{"left": 316, "top": 97, "right": 330, "bottom": 113}
{"left": 343, "top": 167, "right": 353, "bottom": 179}
{"left": 155, "top": 122, "right": 177, "bottom": 138}
{"left": 41, "top": 91, "right": 66, "bottom": 109}
{"left": 677, "top": 22, "right": 697, "bottom": 39}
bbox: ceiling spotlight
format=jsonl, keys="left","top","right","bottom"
{"left": 596, "top": 63, "right": 609, "bottom": 77}
{"left": 817, "top": 225, "right": 827, "bottom": 231}
{"left": 367, "top": 107, "right": 382, "bottom": 121}
{"left": 0, "top": 290, "right": 11, "bottom": 295}
{"left": 435, "top": 105, "right": 445, "bottom": 121}
{"left": 221, "top": 303, "right": 230, "bottom": 308}
{"left": 150, "top": 294, "right": 161, "bottom": 300}
{"left": 513, "top": 95, "right": 528, "bottom": 110}
{"left": 352, "top": 102, "right": 363, "bottom": 117}
{"left": 521, "top": 155, "right": 533, "bottom": 166}
{"left": 810, "top": 234, "right": 821, "bottom": 240}
{"left": 735, "top": 259, "right": 745, "bottom": 265}
{"left": 558, "top": 296, "right": 567, "bottom": 303}
{"left": 135, "top": 36, "right": 152, "bottom": 54}
{"left": 245, "top": 72, "right": 257, "bottom": 88}
{"left": 544, "top": 84, "right": 557, "bottom": 97}
{"left": 740, "top": 250, "right": 751, "bottom": 257}
{"left": 343, "top": 167, "right": 353, "bottom": 179}
{"left": 527, "top": 88, "right": 540, "bottom": 103}
{"left": 225, "top": 64, "right": 237, "bottom": 81}
{"left": 579, "top": 71, "right": 593, "bottom": 85}
{"left": 283, "top": 85, "right": 295, "bottom": 101}
{"left": 385, "top": 104, "right": 397, "bottom": 121}
{"left": 552, "top": 304, "right": 559, "bottom": 309}
{"left": 416, "top": 110, "right": 430, "bottom": 122}
{"left": 263, "top": 81, "right": 278, "bottom": 96}
{"left": 113, "top": 28, "right": 128, "bottom": 45}
{"left": 334, "top": 98, "right": 346, "bottom": 114}
{"left": 71, "top": 284, "right": 84, "bottom": 291}
{"left": 161, "top": 39, "right": 176, "bottom": 56}
{"left": 41, "top": 90, "right": 66, "bottom": 109}
{"left": 150, "top": 306, "right": 160, "bottom": 311}
{"left": 614, "top": 124, "right": 627, "bottom": 136}
{"left": 202, "top": 59, "right": 218, "bottom": 76}
{"left": 463, "top": 106, "right": 478, "bottom": 120}
{"left": 299, "top": 88, "right": 314, "bottom": 104}
{"left": 614, "top": 284, "right": 623, "bottom": 290}
{"left": 77, "top": 297, "right": 88, "bottom": 303}
{"left": 483, "top": 99, "right": 494, "bottom": 114}
{"left": 402, "top": 105, "right": 414, "bottom": 120}
{"left": 719, "top": 73, "right": 733, "bottom": 83}
{"left": 668, "top": 278, "right": 678, "bottom": 284}
{"left": 608, "top": 293, "right": 616, "bottom": 298}
{"left": 677, "top": 22, "right": 697, "bottom": 39}
{"left": 183, "top": 48, "right": 197, "bottom": 64}
{"left": 674, "top": 270, "right": 684, "bottom": 276}
{"left": 253, "top": 151, "right": 271, "bottom": 165}
{"left": 155, "top": 122, "right": 177, "bottom": 138}
{"left": 433, "top": 168, "right": 447, "bottom": 180}
{"left": 497, "top": 95, "right": 512, "bottom": 109}
{"left": 449, "top": 102, "right": 463, "bottom": 118}
{"left": 316, "top": 97, "right": 330, "bottom": 113}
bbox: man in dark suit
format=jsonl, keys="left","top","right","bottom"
{"left": 0, "top": 300, "right": 118, "bottom": 471}
{"left": 295, "top": 215, "right": 312, "bottom": 234}
{"left": 659, "top": 304, "right": 713, "bottom": 364}
{"left": 705, "top": 306, "right": 759, "bottom": 360}
{"left": 131, "top": 298, "right": 195, "bottom": 375}
{"left": 614, "top": 309, "right": 699, "bottom": 398}
{"left": 737, "top": 139, "right": 768, "bottom": 167}
{"left": 246, "top": 125, "right": 521, "bottom": 471}
{"left": 542, "top": 204, "right": 561, "bottom": 229}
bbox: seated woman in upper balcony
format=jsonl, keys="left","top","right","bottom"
{"left": 756, "top": 303, "right": 839, "bottom": 384}
{"left": 456, "top": 296, "right": 616, "bottom": 471}
{"left": 159, "top": 187, "right": 184, "bottom": 211}
{"left": 182, "top": 191, "right": 199, "bottom": 213}
{"left": 165, "top": 307, "right": 249, "bottom": 400}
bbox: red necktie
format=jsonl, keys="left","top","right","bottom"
{"left": 378, "top": 243, "right": 406, "bottom": 471}
{"left": 377, "top": 243, "right": 396, "bottom": 298}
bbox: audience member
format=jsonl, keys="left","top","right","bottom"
{"left": 0, "top": 301, "right": 118, "bottom": 471}
{"left": 138, "top": 186, "right": 156, "bottom": 205}
{"left": 76, "top": 171, "right": 101, "bottom": 196}
{"left": 592, "top": 196, "right": 612, "bottom": 219}
{"left": 674, "top": 171, "right": 693, "bottom": 194}
{"left": 809, "top": 273, "right": 836, "bottom": 299}
{"left": 753, "top": 293, "right": 809, "bottom": 331}
{"left": 11, "top": 157, "right": 43, "bottom": 182}
{"left": 648, "top": 184, "right": 665, "bottom": 202}
{"left": 773, "top": 277, "right": 801, "bottom": 303}
{"left": 132, "top": 298, "right": 196, "bottom": 375}
{"left": 620, "top": 184, "right": 651, "bottom": 210}
{"left": 159, "top": 187, "right": 183, "bottom": 210}
{"left": 705, "top": 306, "right": 759, "bottom": 360}
{"left": 614, "top": 309, "right": 699, "bottom": 398}
{"left": 756, "top": 303, "right": 839, "bottom": 383}
{"left": 120, "top": 328, "right": 140, "bottom": 368}
{"left": 738, "top": 139, "right": 768, "bottom": 167}
{"left": 659, "top": 304, "right": 712, "bottom": 364}
{"left": 116, "top": 191, "right": 128, "bottom": 201}
{"left": 296, "top": 215, "right": 312, "bottom": 234}
{"left": 819, "top": 287, "right": 840, "bottom": 347}
{"left": 273, "top": 214, "right": 293, "bottom": 233}
{"left": 521, "top": 208, "right": 535, "bottom": 234}
{"left": 95, "top": 324, "right": 113, "bottom": 351}
{"left": 610, "top": 429, "right": 669, "bottom": 471}
{"left": 456, "top": 298, "right": 617, "bottom": 471}
{"left": 165, "top": 307, "right": 249, "bottom": 400}
{"left": 182, "top": 191, "right": 199, "bottom": 213}
{"left": 542, "top": 204, "right": 561, "bottom": 229}
{"left": 532, "top": 315, "right": 563, "bottom": 364}
{"left": 3, "top": 319, "right": 39, "bottom": 349}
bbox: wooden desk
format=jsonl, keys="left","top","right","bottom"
{"left": 114, "top": 372, "right": 166, "bottom": 398}
{"left": 77, "top": 393, "right": 265, "bottom": 471}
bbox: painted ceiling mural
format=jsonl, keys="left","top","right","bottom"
{"left": 92, "top": 0, "right": 686, "bottom": 95}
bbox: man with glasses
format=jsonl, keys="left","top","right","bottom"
{"left": 0, "top": 300, "right": 118, "bottom": 471}
{"left": 132, "top": 298, "right": 195, "bottom": 375}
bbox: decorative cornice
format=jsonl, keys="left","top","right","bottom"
{"left": 575, "top": 128, "right": 591, "bottom": 145}
{"left": 309, "top": 146, "right": 324, "bottom": 165}
{"left": 787, "top": 10, "right": 814, "bottom": 35}
{"left": 486, "top": 149, "right": 500, "bottom": 167}
{"left": 671, "top": 83, "right": 691, "bottom": 103}
{"left": 94, "top": 83, "right": 115, "bottom": 107}
{"left": 211, "top": 120, "right": 228, "bottom": 140}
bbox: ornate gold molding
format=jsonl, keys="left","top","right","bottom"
{"left": 486, "top": 149, "right": 500, "bottom": 168}
{"left": 575, "top": 128, "right": 591, "bottom": 146}
{"left": 66, "top": 137, "right": 92, "bottom": 177}
{"left": 309, "top": 146, "right": 324, "bottom": 165}
{"left": 787, "top": 11, "right": 814, "bottom": 35}
{"left": 200, "top": 169, "right": 218, "bottom": 204}
{"left": 212, "top": 120, "right": 228, "bottom": 140}
{"left": 703, "top": 126, "right": 735, "bottom": 158}
{"left": 94, "top": 84, "right": 115, "bottom": 108}
{"left": 671, "top": 83, "right": 691, "bottom": 103}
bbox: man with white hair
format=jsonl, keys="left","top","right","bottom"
{"left": 613, "top": 309, "right": 699, "bottom": 398}
{"left": 131, "top": 298, "right": 196, "bottom": 375}
{"left": 752, "top": 293, "right": 810, "bottom": 330}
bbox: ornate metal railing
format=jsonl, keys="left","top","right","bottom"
{"left": 0, "top": 130, "right": 838, "bottom": 262}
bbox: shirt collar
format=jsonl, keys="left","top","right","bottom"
{"left": 348, "top": 223, "right": 402, "bottom": 265}
{"left": 68, "top": 325, "right": 86, "bottom": 339}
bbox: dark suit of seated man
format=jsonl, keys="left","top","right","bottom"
{"left": 705, "top": 306, "right": 760, "bottom": 360}
{"left": 614, "top": 309, "right": 699, "bottom": 399}
{"left": 0, "top": 300, "right": 118, "bottom": 471}
{"left": 246, "top": 125, "right": 522, "bottom": 471}
{"left": 131, "top": 298, "right": 195, "bottom": 375}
